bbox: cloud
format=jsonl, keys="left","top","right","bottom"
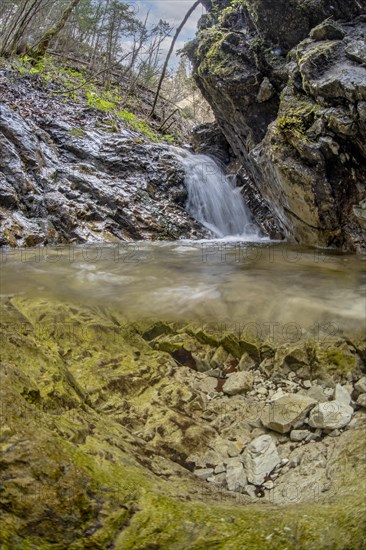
{"left": 127, "top": 0, "right": 205, "bottom": 65}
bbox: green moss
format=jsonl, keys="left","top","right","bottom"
{"left": 275, "top": 92, "right": 322, "bottom": 146}
{"left": 68, "top": 128, "right": 86, "bottom": 138}
{"left": 9, "top": 56, "right": 164, "bottom": 143}
{"left": 295, "top": 40, "right": 337, "bottom": 67}
{"left": 0, "top": 297, "right": 365, "bottom": 548}
{"left": 196, "top": 29, "right": 236, "bottom": 77}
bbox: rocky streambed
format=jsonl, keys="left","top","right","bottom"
{"left": 1, "top": 245, "right": 365, "bottom": 548}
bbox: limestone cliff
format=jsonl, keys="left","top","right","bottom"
{"left": 187, "top": 1, "right": 366, "bottom": 250}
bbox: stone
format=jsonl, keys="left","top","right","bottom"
{"left": 222, "top": 371, "right": 254, "bottom": 396}
{"left": 290, "top": 429, "right": 310, "bottom": 442}
{"left": 333, "top": 384, "right": 351, "bottom": 407}
{"left": 257, "top": 78, "right": 275, "bottom": 103}
{"left": 306, "top": 386, "right": 330, "bottom": 403}
{"left": 261, "top": 394, "right": 317, "bottom": 434}
{"left": 205, "top": 368, "right": 222, "bottom": 378}
{"left": 195, "top": 468, "right": 214, "bottom": 480}
{"left": 303, "top": 380, "right": 312, "bottom": 389}
{"left": 227, "top": 442, "right": 240, "bottom": 457}
{"left": 242, "top": 435, "right": 281, "bottom": 486}
{"left": 308, "top": 402, "right": 353, "bottom": 430}
{"left": 269, "top": 388, "right": 285, "bottom": 401}
{"left": 356, "top": 394, "right": 366, "bottom": 408}
{"left": 194, "top": 468, "right": 214, "bottom": 479}
{"left": 345, "top": 40, "right": 366, "bottom": 65}
{"left": 210, "top": 346, "right": 228, "bottom": 369}
{"left": 355, "top": 377, "right": 366, "bottom": 394}
{"left": 198, "top": 377, "right": 218, "bottom": 394}
{"left": 243, "top": 485, "right": 257, "bottom": 498}
{"left": 207, "top": 472, "right": 227, "bottom": 486}
{"left": 225, "top": 460, "right": 247, "bottom": 492}
{"left": 238, "top": 352, "right": 256, "bottom": 371}
{"left": 328, "top": 429, "right": 341, "bottom": 438}
{"left": 310, "top": 21, "right": 345, "bottom": 41}
{"left": 214, "top": 464, "right": 226, "bottom": 474}
{"left": 327, "top": 108, "right": 357, "bottom": 137}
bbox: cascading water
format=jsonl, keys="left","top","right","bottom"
{"left": 178, "top": 150, "right": 257, "bottom": 238}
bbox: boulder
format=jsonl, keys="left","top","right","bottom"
{"left": 308, "top": 402, "right": 353, "bottom": 430}
{"left": 242, "top": 435, "right": 281, "bottom": 486}
{"left": 290, "top": 429, "right": 311, "bottom": 442}
{"left": 195, "top": 468, "right": 214, "bottom": 480}
{"left": 198, "top": 377, "right": 218, "bottom": 394}
{"left": 222, "top": 371, "right": 254, "bottom": 396}
{"left": 356, "top": 394, "right": 366, "bottom": 409}
{"left": 309, "top": 21, "right": 345, "bottom": 41}
{"left": 355, "top": 377, "right": 366, "bottom": 394}
{"left": 257, "top": 78, "right": 275, "bottom": 103}
{"left": 238, "top": 352, "right": 256, "bottom": 371}
{"left": 261, "top": 394, "right": 316, "bottom": 433}
{"left": 225, "top": 459, "right": 247, "bottom": 492}
{"left": 333, "top": 384, "right": 351, "bottom": 407}
{"left": 210, "top": 346, "right": 228, "bottom": 369}
{"left": 305, "top": 386, "right": 330, "bottom": 403}
{"left": 346, "top": 40, "right": 366, "bottom": 65}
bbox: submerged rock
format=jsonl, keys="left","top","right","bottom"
{"left": 0, "top": 297, "right": 365, "bottom": 546}
{"left": 333, "top": 384, "right": 352, "bottom": 407}
{"left": 356, "top": 394, "right": 366, "bottom": 408}
{"left": 225, "top": 459, "right": 247, "bottom": 492}
{"left": 222, "top": 371, "right": 254, "bottom": 395}
{"left": 308, "top": 402, "right": 353, "bottom": 429}
{"left": 242, "top": 435, "right": 281, "bottom": 486}
{"left": 355, "top": 376, "right": 366, "bottom": 394}
{"left": 261, "top": 393, "right": 316, "bottom": 433}
{"left": 290, "top": 429, "right": 311, "bottom": 442}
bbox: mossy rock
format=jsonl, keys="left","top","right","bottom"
{"left": 1, "top": 297, "right": 365, "bottom": 547}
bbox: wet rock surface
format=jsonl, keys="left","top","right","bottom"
{"left": 0, "top": 71, "right": 205, "bottom": 246}
{"left": 187, "top": 2, "right": 366, "bottom": 250}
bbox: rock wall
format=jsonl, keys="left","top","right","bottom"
{"left": 187, "top": 1, "right": 366, "bottom": 250}
{"left": 0, "top": 71, "right": 205, "bottom": 247}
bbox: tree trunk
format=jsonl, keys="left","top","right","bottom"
{"left": 31, "top": 0, "right": 82, "bottom": 57}
{"left": 1, "top": 0, "right": 43, "bottom": 56}
{"left": 150, "top": 0, "right": 201, "bottom": 117}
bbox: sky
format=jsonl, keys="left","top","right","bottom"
{"left": 126, "top": 0, "right": 207, "bottom": 67}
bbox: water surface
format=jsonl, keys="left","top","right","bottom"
{"left": 1, "top": 241, "right": 365, "bottom": 340}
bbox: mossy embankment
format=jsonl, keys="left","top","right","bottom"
{"left": 1, "top": 55, "right": 174, "bottom": 144}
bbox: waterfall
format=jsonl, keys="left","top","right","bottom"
{"left": 178, "top": 151, "right": 256, "bottom": 238}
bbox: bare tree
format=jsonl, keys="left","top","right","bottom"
{"left": 31, "top": 0, "right": 82, "bottom": 57}
{"left": 0, "top": 0, "right": 45, "bottom": 56}
{"left": 150, "top": 0, "right": 201, "bottom": 117}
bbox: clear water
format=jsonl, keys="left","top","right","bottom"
{"left": 1, "top": 242, "right": 365, "bottom": 340}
